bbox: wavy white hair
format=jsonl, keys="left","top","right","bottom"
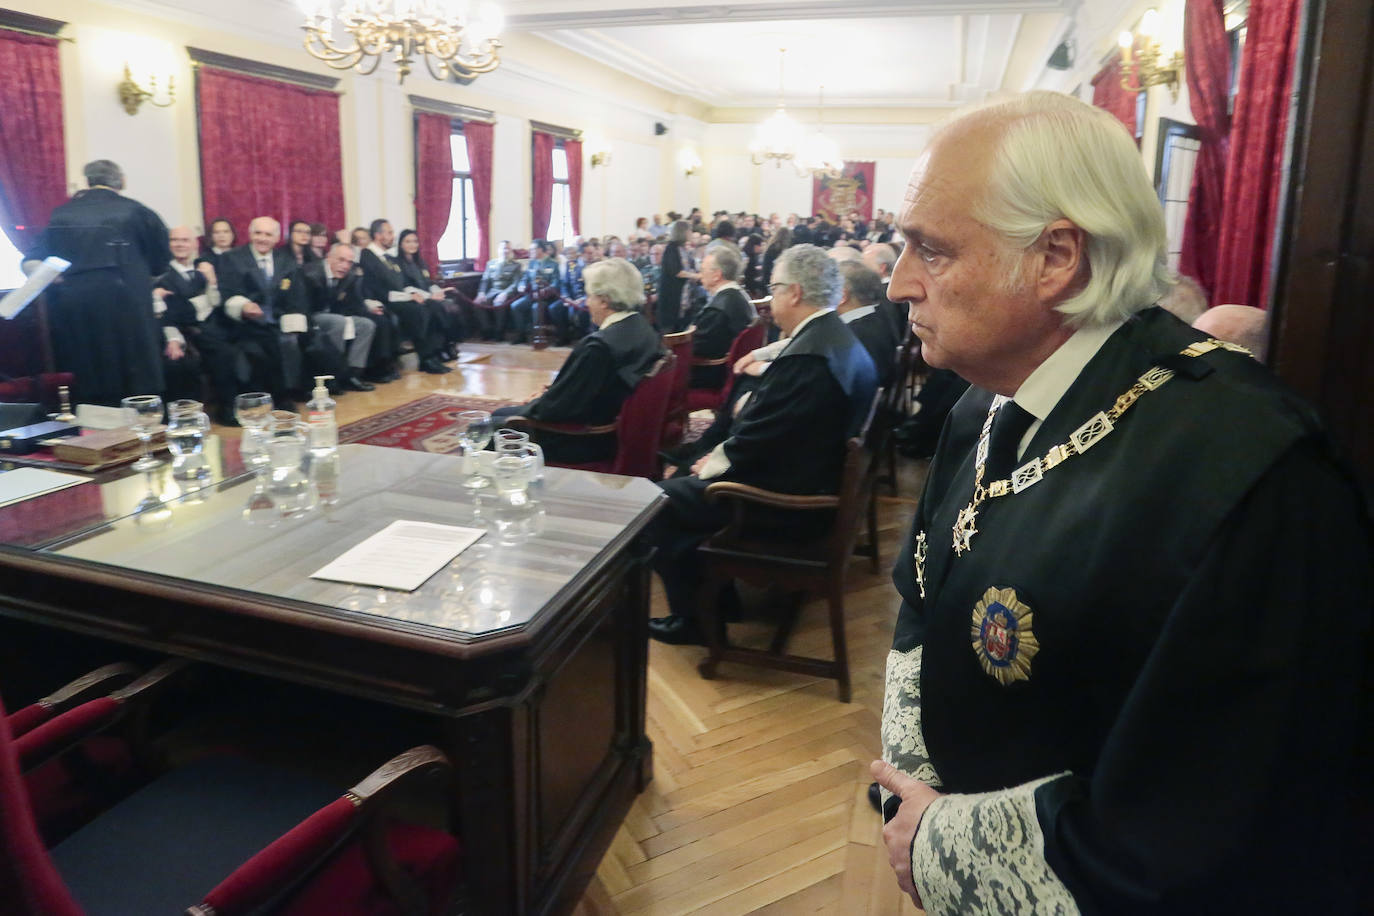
{"left": 945, "top": 91, "right": 1172, "bottom": 327}
{"left": 584, "top": 257, "right": 646, "bottom": 311}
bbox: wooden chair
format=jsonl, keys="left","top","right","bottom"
{"left": 0, "top": 667, "right": 464, "bottom": 915}
{"left": 685, "top": 317, "right": 767, "bottom": 413}
{"left": 875, "top": 333, "right": 923, "bottom": 497}
{"left": 659, "top": 329, "right": 695, "bottom": 449}
{"left": 507, "top": 353, "right": 677, "bottom": 479}
{"left": 693, "top": 391, "right": 882, "bottom": 702}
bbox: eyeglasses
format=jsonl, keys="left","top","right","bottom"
{"left": 768, "top": 282, "right": 791, "bottom": 294}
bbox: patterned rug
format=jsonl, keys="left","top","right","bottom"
{"left": 339, "top": 393, "right": 715, "bottom": 455}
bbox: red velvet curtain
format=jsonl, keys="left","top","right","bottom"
{"left": 531, "top": 130, "right": 554, "bottom": 240}
{"left": 1091, "top": 58, "right": 1139, "bottom": 139}
{"left": 197, "top": 67, "right": 345, "bottom": 242}
{"left": 563, "top": 138, "right": 582, "bottom": 237}
{"left": 1213, "top": 0, "right": 1301, "bottom": 309}
{"left": 0, "top": 29, "right": 67, "bottom": 251}
{"left": 464, "top": 120, "right": 494, "bottom": 268}
{"left": 1177, "top": 0, "right": 1232, "bottom": 301}
{"left": 414, "top": 112, "right": 452, "bottom": 273}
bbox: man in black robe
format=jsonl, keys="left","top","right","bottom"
{"left": 687, "top": 245, "right": 756, "bottom": 389}
{"left": 644, "top": 244, "right": 878, "bottom": 645}
{"left": 25, "top": 160, "right": 168, "bottom": 406}
{"left": 836, "top": 261, "right": 900, "bottom": 385}
{"left": 293, "top": 243, "right": 380, "bottom": 392}
{"left": 871, "top": 91, "right": 1372, "bottom": 914}
{"left": 153, "top": 225, "right": 241, "bottom": 421}
{"left": 491, "top": 258, "right": 661, "bottom": 464}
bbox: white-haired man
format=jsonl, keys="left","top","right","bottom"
{"left": 645, "top": 244, "right": 878, "bottom": 645}
{"left": 216, "top": 216, "right": 303, "bottom": 408}
{"left": 871, "top": 91, "right": 1371, "bottom": 913}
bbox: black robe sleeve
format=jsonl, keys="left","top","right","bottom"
{"left": 908, "top": 439, "right": 1374, "bottom": 914}
{"left": 525, "top": 338, "right": 615, "bottom": 423}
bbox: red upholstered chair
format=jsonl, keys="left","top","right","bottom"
{"left": 0, "top": 682, "right": 463, "bottom": 915}
{"left": 685, "top": 318, "right": 767, "bottom": 413}
{"left": 658, "top": 329, "right": 694, "bottom": 449}
{"left": 507, "top": 353, "right": 677, "bottom": 480}
{"left": 0, "top": 372, "right": 77, "bottom": 414}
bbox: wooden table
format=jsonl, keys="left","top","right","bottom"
{"left": 0, "top": 444, "right": 664, "bottom": 914}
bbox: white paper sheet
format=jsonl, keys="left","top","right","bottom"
{"left": 310, "top": 520, "right": 485, "bottom": 591}
{"left": 0, "top": 467, "right": 90, "bottom": 509}
{"left": 1, "top": 257, "right": 71, "bottom": 319}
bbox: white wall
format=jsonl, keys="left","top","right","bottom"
{"left": 580, "top": 137, "right": 659, "bottom": 239}
{"left": 489, "top": 116, "right": 529, "bottom": 248}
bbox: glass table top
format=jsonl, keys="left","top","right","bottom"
{"left": 0, "top": 445, "right": 664, "bottom": 641}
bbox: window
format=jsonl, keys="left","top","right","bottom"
{"left": 436, "top": 128, "right": 480, "bottom": 264}
{"left": 547, "top": 143, "right": 574, "bottom": 245}
{"left": 1154, "top": 120, "right": 1202, "bottom": 272}
{"left": 0, "top": 229, "right": 24, "bottom": 291}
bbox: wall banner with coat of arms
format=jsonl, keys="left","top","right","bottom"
{"left": 812, "top": 161, "right": 875, "bottom": 222}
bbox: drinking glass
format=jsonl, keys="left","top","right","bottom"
{"left": 266, "top": 411, "right": 314, "bottom": 518}
{"left": 455, "top": 409, "right": 495, "bottom": 489}
{"left": 121, "top": 395, "right": 164, "bottom": 472}
{"left": 234, "top": 392, "right": 274, "bottom": 474}
{"left": 495, "top": 429, "right": 543, "bottom": 481}
{"left": 166, "top": 399, "right": 211, "bottom": 479}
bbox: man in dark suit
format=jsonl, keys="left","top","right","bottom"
{"left": 294, "top": 243, "right": 380, "bottom": 392}
{"left": 862, "top": 241, "right": 909, "bottom": 340}
{"left": 644, "top": 244, "right": 878, "bottom": 645}
{"left": 687, "top": 245, "right": 756, "bottom": 388}
{"left": 358, "top": 219, "right": 448, "bottom": 374}
{"left": 24, "top": 160, "right": 169, "bottom": 406}
{"left": 153, "top": 225, "right": 244, "bottom": 421}
{"left": 217, "top": 216, "right": 328, "bottom": 407}
{"left": 836, "top": 262, "right": 900, "bottom": 385}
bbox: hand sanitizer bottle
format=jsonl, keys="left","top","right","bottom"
{"left": 307, "top": 375, "right": 337, "bottom": 455}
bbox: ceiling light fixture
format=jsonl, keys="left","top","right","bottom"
{"left": 1118, "top": 4, "right": 1184, "bottom": 100}
{"left": 796, "top": 85, "right": 843, "bottom": 179}
{"left": 749, "top": 48, "right": 802, "bottom": 168}
{"left": 298, "top": 0, "right": 504, "bottom": 84}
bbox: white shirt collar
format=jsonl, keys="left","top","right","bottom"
{"left": 839, "top": 304, "right": 876, "bottom": 324}
{"left": 1012, "top": 319, "right": 1126, "bottom": 423}
{"left": 779, "top": 308, "right": 828, "bottom": 350}
{"left": 170, "top": 258, "right": 194, "bottom": 277}
{"left": 710, "top": 281, "right": 743, "bottom": 296}
{"left": 598, "top": 309, "right": 634, "bottom": 329}
{"left": 367, "top": 242, "right": 390, "bottom": 259}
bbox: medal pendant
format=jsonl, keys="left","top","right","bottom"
{"left": 953, "top": 506, "right": 978, "bottom": 555}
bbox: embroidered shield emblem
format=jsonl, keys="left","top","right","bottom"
{"left": 969, "top": 586, "right": 1039, "bottom": 686}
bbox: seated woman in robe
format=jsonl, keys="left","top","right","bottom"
{"left": 395, "top": 229, "right": 462, "bottom": 359}
{"left": 492, "top": 258, "right": 663, "bottom": 464}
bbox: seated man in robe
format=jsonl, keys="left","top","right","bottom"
{"left": 293, "top": 242, "right": 382, "bottom": 392}
{"left": 687, "top": 245, "right": 756, "bottom": 389}
{"left": 835, "top": 261, "right": 901, "bottom": 385}
{"left": 359, "top": 219, "right": 449, "bottom": 375}
{"left": 643, "top": 245, "right": 878, "bottom": 645}
{"left": 507, "top": 240, "right": 565, "bottom": 344}
{"left": 492, "top": 258, "right": 662, "bottom": 464}
{"left": 153, "top": 226, "right": 240, "bottom": 421}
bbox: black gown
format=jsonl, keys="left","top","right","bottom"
{"left": 657, "top": 243, "right": 686, "bottom": 332}
{"left": 29, "top": 188, "right": 170, "bottom": 405}
{"left": 882, "top": 307, "right": 1374, "bottom": 913}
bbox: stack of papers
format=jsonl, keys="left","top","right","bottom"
{"left": 311, "top": 520, "right": 485, "bottom": 591}
{"left": 0, "top": 467, "right": 90, "bottom": 509}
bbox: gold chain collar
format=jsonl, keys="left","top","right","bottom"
{"left": 949, "top": 338, "right": 1251, "bottom": 556}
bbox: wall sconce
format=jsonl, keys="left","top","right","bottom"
{"left": 118, "top": 62, "right": 175, "bottom": 115}
{"left": 679, "top": 149, "right": 702, "bottom": 178}
{"left": 1118, "top": 5, "right": 1184, "bottom": 100}
{"left": 590, "top": 148, "right": 612, "bottom": 168}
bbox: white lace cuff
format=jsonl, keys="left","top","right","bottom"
{"left": 910, "top": 774, "right": 1078, "bottom": 915}
{"left": 881, "top": 646, "right": 942, "bottom": 809}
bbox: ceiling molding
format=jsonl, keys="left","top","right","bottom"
{"left": 532, "top": 28, "right": 730, "bottom": 106}
{"left": 408, "top": 95, "right": 496, "bottom": 123}
{"left": 187, "top": 47, "right": 341, "bottom": 91}
{"left": 505, "top": 0, "right": 1069, "bottom": 31}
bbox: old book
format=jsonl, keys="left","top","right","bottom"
{"left": 47, "top": 427, "right": 165, "bottom": 465}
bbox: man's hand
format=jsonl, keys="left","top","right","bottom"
{"left": 367, "top": 302, "right": 385, "bottom": 316}
{"left": 242, "top": 302, "right": 264, "bottom": 320}
{"left": 871, "top": 759, "right": 941, "bottom": 908}
{"left": 495, "top": 292, "right": 509, "bottom": 307}
{"left": 153, "top": 287, "right": 170, "bottom": 301}
{"left": 742, "top": 360, "right": 768, "bottom": 377}
{"left": 411, "top": 291, "right": 427, "bottom": 303}
{"left": 733, "top": 352, "right": 757, "bottom": 375}
{"left": 690, "top": 455, "right": 709, "bottom": 476}
{"left": 164, "top": 339, "right": 185, "bottom": 361}
{"left": 197, "top": 262, "right": 217, "bottom": 285}
{"left": 474, "top": 293, "right": 488, "bottom": 306}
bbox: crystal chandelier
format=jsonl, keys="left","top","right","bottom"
{"left": 298, "top": 0, "right": 504, "bottom": 84}
{"left": 796, "top": 86, "right": 843, "bottom": 179}
{"left": 750, "top": 49, "right": 803, "bottom": 167}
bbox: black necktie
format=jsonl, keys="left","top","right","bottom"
{"left": 986, "top": 399, "right": 1036, "bottom": 480}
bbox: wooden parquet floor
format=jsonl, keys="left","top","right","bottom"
{"left": 575, "top": 468, "right": 930, "bottom": 916}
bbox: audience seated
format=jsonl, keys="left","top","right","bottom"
{"left": 549, "top": 239, "right": 599, "bottom": 344}
{"left": 686, "top": 246, "right": 755, "bottom": 389}
{"left": 492, "top": 258, "right": 662, "bottom": 463}
{"left": 201, "top": 218, "right": 237, "bottom": 272}
{"left": 456, "top": 239, "right": 522, "bottom": 340}
{"left": 835, "top": 262, "right": 900, "bottom": 385}
{"left": 283, "top": 219, "right": 318, "bottom": 267}
{"left": 395, "top": 229, "right": 462, "bottom": 360}
{"left": 308, "top": 222, "right": 330, "bottom": 260}
{"left": 154, "top": 226, "right": 239, "bottom": 420}
{"left": 1193, "top": 303, "right": 1270, "bottom": 361}
{"left": 359, "top": 219, "right": 449, "bottom": 375}
{"left": 643, "top": 244, "right": 879, "bottom": 646}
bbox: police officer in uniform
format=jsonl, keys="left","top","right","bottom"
{"left": 508, "top": 240, "right": 564, "bottom": 344}
{"left": 456, "top": 239, "right": 522, "bottom": 340}
{"left": 871, "top": 91, "right": 1372, "bottom": 914}
{"left": 549, "top": 239, "right": 598, "bottom": 344}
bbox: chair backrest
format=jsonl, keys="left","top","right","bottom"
{"left": 0, "top": 694, "right": 83, "bottom": 916}
{"left": 660, "top": 329, "right": 694, "bottom": 428}
{"left": 716, "top": 317, "right": 768, "bottom": 403}
{"left": 828, "top": 388, "right": 885, "bottom": 567}
{"left": 612, "top": 352, "right": 678, "bottom": 478}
